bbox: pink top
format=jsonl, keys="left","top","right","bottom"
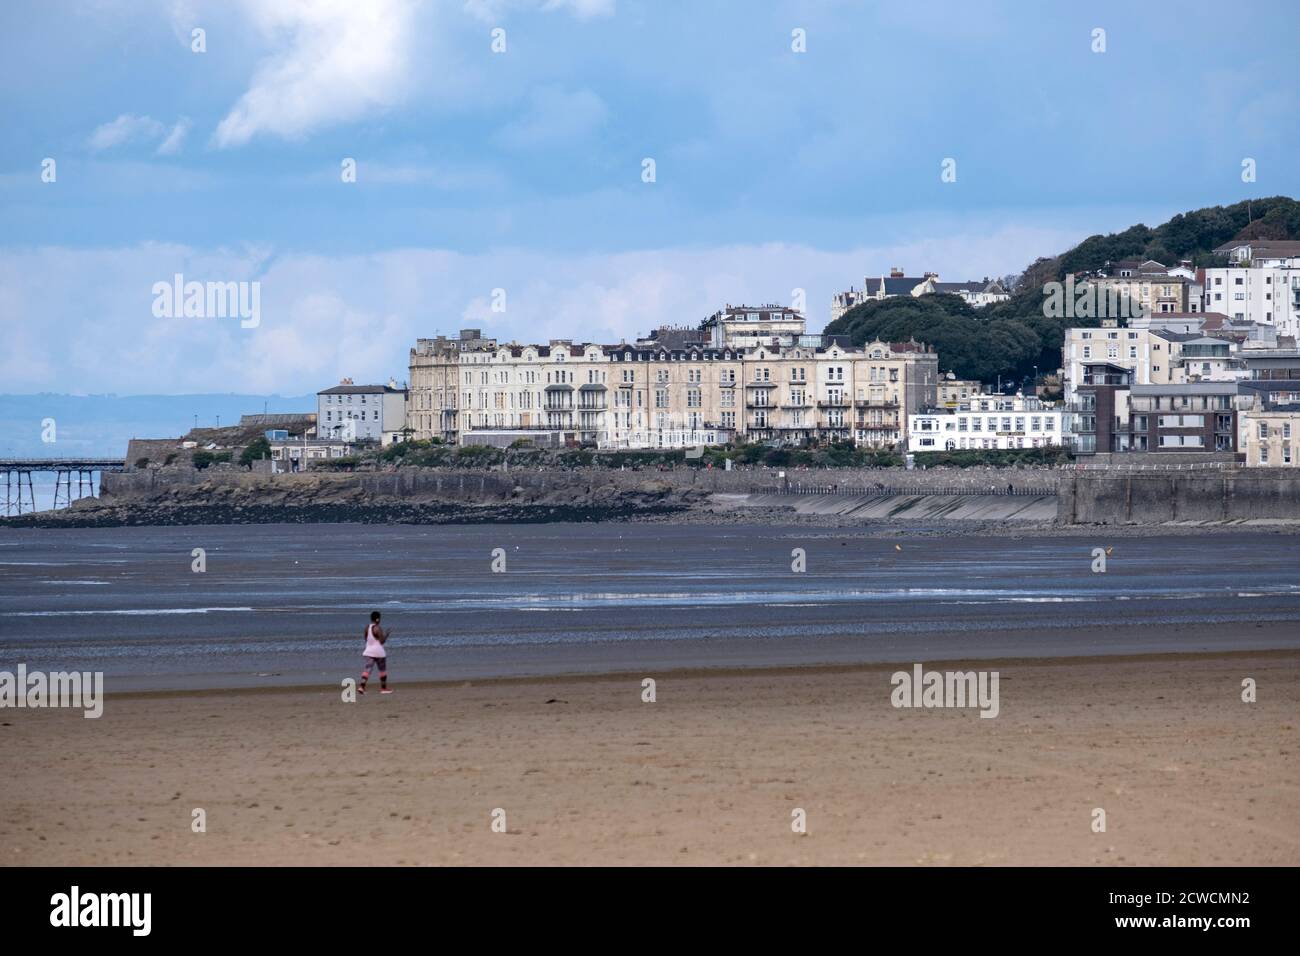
{"left": 363, "top": 623, "right": 386, "bottom": 658}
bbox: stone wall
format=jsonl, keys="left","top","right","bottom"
{"left": 1058, "top": 469, "right": 1300, "bottom": 524}
{"left": 124, "top": 439, "right": 190, "bottom": 468}
{"left": 101, "top": 464, "right": 1062, "bottom": 502}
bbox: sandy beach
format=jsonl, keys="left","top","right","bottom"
{"left": 2, "top": 650, "right": 1296, "bottom": 866}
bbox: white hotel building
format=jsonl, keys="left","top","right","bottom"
{"left": 1203, "top": 240, "right": 1300, "bottom": 337}
{"left": 317, "top": 379, "right": 409, "bottom": 444}
{"left": 907, "top": 395, "right": 1070, "bottom": 452}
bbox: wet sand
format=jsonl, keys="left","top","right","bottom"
{"left": 2, "top": 650, "right": 1296, "bottom": 866}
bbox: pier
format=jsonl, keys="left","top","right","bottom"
{"left": 0, "top": 458, "right": 126, "bottom": 515}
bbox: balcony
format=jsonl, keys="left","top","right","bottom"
{"left": 747, "top": 381, "right": 778, "bottom": 389}
{"left": 854, "top": 399, "right": 899, "bottom": 409}
{"left": 817, "top": 400, "right": 850, "bottom": 409}
{"left": 745, "top": 401, "right": 773, "bottom": 409}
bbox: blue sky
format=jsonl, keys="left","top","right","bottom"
{"left": 2, "top": 0, "right": 1298, "bottom": 396}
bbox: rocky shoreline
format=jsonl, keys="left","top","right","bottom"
{"left": 0, "top": 470, "right": 704, "bottom": 528}
{"left": 0, "top": 500, "right": 692, "bottom": 528}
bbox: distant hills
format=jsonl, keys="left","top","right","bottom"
{"left": 826, "top": 196, "right": 1300, "bottom": 385}
{"left": 0, "top": 393, "right": 315, "bottom": 459}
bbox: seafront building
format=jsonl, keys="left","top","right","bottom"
{"left": 1060, "top": 300, "right": 1300, "bottom": 464}
{"left": 407, "top": 310, "right": 939, "bottom": 450}
{"left": 1241, "top": 405, "right": 1300, "bottom": 467}
{"left": 1203, "top": 240, "right": 1300, "bottom": 336}
{"left": 316, "top": 379, "right": 410, "bottom": 444}
{"left": 938, "top": 376, "right": 984, "bottom": 408}
{"left": 907, "top": 394, "right": 1069, "bottom": 452}
{"left": 829, "top": 269, "right": 1009, "bottom": 322}
{"left": 1068, "top": 363, "right": 1240, "bottom": 455}
{"left": 1083, "top": 259, "right": 1200, "bottom": 315}
{"left": 1057, "top": 316, "right": 1285, "bottom": 405}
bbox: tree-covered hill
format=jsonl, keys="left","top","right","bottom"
{"left": 825, "top": 197, "right": 1300, "bottom": 386}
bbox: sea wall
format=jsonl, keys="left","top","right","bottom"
{"left": 100, "top": 464, "right": 1060, "bottom": 502}
{"left": 1058, "top": 470, "right": 1300, "bottom": 524}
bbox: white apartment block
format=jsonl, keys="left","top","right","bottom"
{"left": 317, "top": 379, "right": 409, "bottom": 443}
{"left": 1060, "top": 325, "right": 1240, "bottom": 404}
{"left": 1062, "top": 327, "right": 1178, "bottom": 403}
{"left": 908, "top": 395, "right": 1069, "bottom": 452}
{"left": 1203, "top": 240, "right": 1300, "bottom": 337}
{"left": 408, "top": 319, "right": 938, "bottom": 450}
{"left": 700, "top": 304, "right": 809, "bottom": 349}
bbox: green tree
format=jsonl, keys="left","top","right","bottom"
{"left": 239, "top": 436, "right": 271, "bottom": 467}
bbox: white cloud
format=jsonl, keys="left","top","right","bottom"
{"left": 541, "top": 0, "right": 614, "bottom": 18}
{"left": 212, "top": 0, "right": 418, "bottom": 148}
{"left": 2, "top": 223, "right": 1081, "bottom": 394}
{"left": 464, "top": 0, "right": 615, "bottom": 22}
{"left": 87, "top": 114, "right": 165, "bottom": 152}
{"left": 87, "top": 114, "right": 191, "bottom": 155}
{"left": 156, "top": 118, "right": 191, "bottom": 156}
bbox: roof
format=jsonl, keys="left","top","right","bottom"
{"left": 863, "top": 276, "right": 929, "bottom": 296}
{"left": 644, "top": 327, "right": 709, "bottom": 349}
{"left": 1214, "top": 239, "right": 1300, "bottom": 256}
{"left": 240, "top": 413, "right": 317, "bottom": 426}
{"left": 1151, "top": 330, "right": 1233, "bottom": 344}
{"left": 318, "top": 384, "right": 406, "bottom": 395}
{"left": 1110, "top": 259, "right": 1169, "bottom": 275}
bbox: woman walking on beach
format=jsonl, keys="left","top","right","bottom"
{"left": 359, "top": 610, "right": 392, "bottom": 695}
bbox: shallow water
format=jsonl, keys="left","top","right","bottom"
{"left": 1, "top": 523, "right": 1298, "bottom": 688}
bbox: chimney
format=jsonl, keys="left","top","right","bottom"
{"left": 890, "top": 267, "right": 904, "bottom": 278}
